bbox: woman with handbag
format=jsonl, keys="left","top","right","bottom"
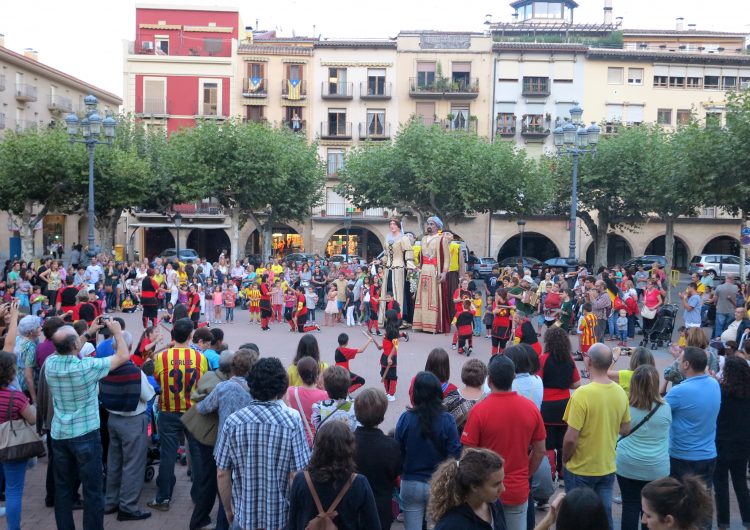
{"left": 0, "top": 350, "right": 39, "bottom": 530}
{"left": 287, "top": 420, "right": 380, "bottom": 529}
{"left": 615, "top": 365, "right": 672, "bottom": 530}
{"left": 640, "top": 279, "right": 663, "bottom": 339}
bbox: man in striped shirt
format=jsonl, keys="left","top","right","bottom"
{"left": 147, "top": 318, "right": 208, "bottom": 512}
{"left": 578, "top": 303, "right": 598, "bottom": 354}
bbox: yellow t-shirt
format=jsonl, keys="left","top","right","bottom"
{"left": 256, "top": 268, "right": 266, "bottom": 282}
{"left": 563, "top": 382, "right": 630, "bottom": 476}
{"left": 449, "top": 242, "right": 460, "bottom": 272}
{"left": 287, "top": 361, "right": 329, "bottom": 387}
{"left": 618, "top": 369, "right": 634, "bottom": 395}
{"left": 271, "top": 264, "right": 284, "bottom": 275}
{"left": 473, "top": 298, "right": 482, "bottom": 317}
{"left": 413, "top": 244, "right": 421, "bottom": 264}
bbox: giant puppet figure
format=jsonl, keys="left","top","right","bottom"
{"left": 412, "top": 216, "right": 452, "bottom": 333}
{"left": 379, "top": 217, "right": 416, "bottom": 324}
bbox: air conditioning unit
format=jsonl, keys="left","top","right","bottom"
{"left": 142, "top": 41, "right": 154, "bottom": 50}
{"left": 741, "top": 81, "right": 750, "bottom": 90}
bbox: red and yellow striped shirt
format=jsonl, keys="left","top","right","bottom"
{"left": 154, "top": 347, "right": 208, "bottom": 413}
{"left": 579, "top": 313, "right": 598, "bottom": 347}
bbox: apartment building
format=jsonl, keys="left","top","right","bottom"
{"left": 0, "top": 34, "right": 121, "bottom": 260}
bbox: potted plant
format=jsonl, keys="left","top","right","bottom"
{"left": 320, "top": 209, "right": 327, "bottom": 217}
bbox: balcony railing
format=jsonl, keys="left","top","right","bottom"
{"left": 15, "top": 119, "right": 37, "bottom": 132}
{"left": 15, "top": 83, "right": 37, "bottom": 102}
{"left": 281, "top": 79, "right": 307, "bottom": 99}
{"left": 437, "top": 118, "right": 478, "bottom": 133}
{"left": 321, "top": 82, "right": 353, "bottom": 99}
{"left": 242, "top": 77, "right": 267, "bottom": 97}
{"left": 320, "top": 121, "right": 352, "bottom": 140}
{"left": 195, "top": 102, "right": 224, "bottom": 119}
{"left": 409, "top": 77, "right": 479, "bottom": 99}
{"left": 0, "top": 74, "right": 5, "bottom": 92}
{"left": 173, "top": 203, "right": 225, "bottom": 215}
{"left": 0, "top": 113, "right": 5, "bottom": 130}
{"left": 360, "top": 82, "right": 392, "bottom": 99}
{"left": 496, "top": 125, "right": 516, "bottom": 137}
{"left": 313, "top": 203, "right": 386, "bottom": 218}
{"left": 282, "top": 120, "right": 307, "bottom": 133}
{"left": 520, "top": 124, "right": 550, "bottom": 138}
{"left": 48, "top": 94, "right": 73, "bottom": 112}
{"left": 141, "top": 98, "right": 168, "bottom": 117}
{"left": 358, "top": 122, "right": 391, "bottom": 140}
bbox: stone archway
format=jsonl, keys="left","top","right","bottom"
{"left": 702, "top": 235, "right": 740, "bottom": 255}
{"left": 325, "top": 226, "right": 384, "bottom": 262}
{"left": 143, "top": 227, "right": 175, "bottom": 261}
{"left": 244, "top": 223, "right": 303, "bottom": 259}
{"left": 644, "top": 235, "right": 690, "bottom": 270}
{"left": 187, "top": 228, "right": 231, "bottom": 262}
{"left": 585, "top": 234, "right": 633, "bottom": 267}
{"left": 496, "top": 232, "right": 560, "bottom": 262}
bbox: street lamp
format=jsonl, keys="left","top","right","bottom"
{"left": 174, "top": 212, "right": 183, "bottom": 262}
{"left": 553, "top": 103, "right": 599, "bottom": 266}
{"left": 65, "top": 94, "right": 116, "bottom": 258}
{"left": 343, "top": 208, "right": 353, "bottom": 262}
{"left": 517, "top": 219, "right": 526, "bottom": 262}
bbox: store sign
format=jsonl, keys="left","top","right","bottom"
{"left": 420, "top": 34, "right": 471, "bottom": 49}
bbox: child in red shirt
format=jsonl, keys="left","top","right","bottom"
{"left": 375, "top": 309, "right": 399, "bottom": 401}
{"left": 334, "top": 332, "right": 373, "bottom": 393}
{"left": 455, "top": 300, "right": 476, "bottom": 356}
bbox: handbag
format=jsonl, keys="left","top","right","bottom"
{"left": 617, "top": 402, "right": 662, "bottom": 445}
{"left": 0, "top": 390, "right": 46, "bottom": 461}
{"left": 640, "top": 306, "right": 657, "bottom": 320}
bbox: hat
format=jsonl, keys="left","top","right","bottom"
{"left": 522, "top": 275, "right": 533, "bottom": 284}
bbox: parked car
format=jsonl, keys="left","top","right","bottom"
{"left": 284, "top": 253, "right": 318, "bottom": 267}
{"left": 471, "top": 257, "right": 498, "bottom": 279}
{"left": 688, "top": 254, "right": 750, "bottom": 279}
{"left": 159, "top": 248, "right": 200, "bottom": 263}
{"left": 543, "top": 257, "right": 590, "bottom": 271}
{"left": 497, "top": 256, "right": 544, "bottom": 277}
{"left": 622, "top": 255, "right": 668, "bottom": 271}
{"left": 329, "top": 254, "right": 365, "bottom": 264}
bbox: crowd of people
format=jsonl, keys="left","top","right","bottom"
{"left": 0, "top": 223, "right": 749, "bottom": 530}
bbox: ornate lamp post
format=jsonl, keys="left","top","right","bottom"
{"left": 517, "top": 219, "right": 526, "bottom": 262}
{"left": 343, "top": 208, "right": 353, "bottom": 262}
{"left": 65, "top": 94, "right": 116, "bottom": 258}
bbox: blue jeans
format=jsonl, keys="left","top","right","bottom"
{"left": 400, "top": 479, "right": 431, "bottom": 530}
{"left": 1, "top": 459, "right": 27, "bottom": 530}
{"left": 473, "top": 316, "right": 482, "bottom": 335}
{"left": 714, "top": 312, "right": 733, "bottom": 339}
{"left": 53, "top": 429, "right": 104, "bottom": 530}
{"left": 608, "top": 312, "right": 617, "bottom": 337}
{"left": 225, "top": 306, "right": 234, "bottom": 322}
{"left": 564, "top": 469, "right": 615, "bottom": 530}
{"left": 503, "top": 501, "right": 527, "bottom": 530}
{"left": 155, "top": 411, "right": 185, "bottom": 502}
{"left": 618, "top": 329, "right": 628, "bottom": 342}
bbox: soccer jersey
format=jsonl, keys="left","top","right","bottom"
{"left": 154, "top": 347, "right": 208, "bottom": 413}
{"left": 249, "top": 287, "right": 261, "bottom": 309}
{"left": 335, "top": 347, "right": 359, "bottom": 371}
{"left": 579, "top": 313, "right": 598, "bottom": 348}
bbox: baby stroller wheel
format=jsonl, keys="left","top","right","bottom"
{"left": 145, "top": 466, "right": 155, "bottom": 482}
{"left": 651, "top": 342, "right": 657, "bottom": 349}
{"left": 657, "top": 340, "right": 664, "bottom": 348}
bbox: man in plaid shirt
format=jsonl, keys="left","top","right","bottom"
{"left": 216, "top": 357, "right": 310, "bottom": 530}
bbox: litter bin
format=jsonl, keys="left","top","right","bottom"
{"left": 114, "top": 244, "right": 125, "bottom": 262}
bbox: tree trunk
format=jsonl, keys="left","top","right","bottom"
{"left": 18, "top": 207, "right": 35, "bottom": 262}
{"left": 95, "top": 212, "right": 119, "bottom": 257}
{"left": 593, "top": 212, "right": 610, "bottom": 270}
{"left": 262, "top": 210, "right": 274, "bottom": 261}
{"left": 664, "top": 216, "right": 675, "bottom": 303}
{"left": 230, "top": 207, "right": 243, "bottom": 263}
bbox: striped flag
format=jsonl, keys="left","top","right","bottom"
{"left": 248, "top": 77, "right": 262, "bottom": 92}
{"left": 287, "top": 79, "right": 301, "bottom": 100}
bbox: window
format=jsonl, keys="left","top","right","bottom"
{"left": 327, "top": 67, "right": 348, "bottom": 96}
{"left": 246, "top": 106, "right": 264, "bottom": 123}
{"left": 676, "top": 109, "right": 692, "bottom": 125}
{"left": 627, "top": 68, "right": 643, "bottom": 85}
{"left": 450, "top": 107, "right": 469, "bottom": 131}
{"left": 741, "top": 77, "right": 750, "bottom": 89}
{"left": 704, "top": 76, "right": 720, "bottom": 89}
{"left": 285, "top": 106, "right": 304, "bottom": 131}
{"left": 604, "top": 122, "right": 620, "bottom": 135}
{"left": 366, "top": 109, "right": 385, "bottom": 136}
{"left": 522, "top": 77, "right": 550, "bottom": 95}
{"left": 607, "top": 67, "right": 624, "bottom": 84}
{"left": 327, "top": 109, "right": 347, "bottom": 136}
{"left": 523, "top": 114, "right": 545, "bottom": 133}
{"left": 287, "top": 64, "right": 303, "bottom": 81}
{"left": 327, "top": 149, "right": 345, "bottom": 177}
{"left": 706, "top": 112, "right": 721, "bottom": 127}
{"left": 415, "top": 102, "right": 435, "bottom": 125}
{"left": 155, "top": 37, "right": 169, "bottom": 55}
{"left": 246, "top": 63, "right": 265, "bottom": 94}
{"left": 367, "top": 68, "right": 386, "bottom": 96}
{"left": 496, "top": 113, "right": 516, "bottom": 135}
{"left": 653, "top": 76, "right": 668, "bottom": 88}
{"left": 451, "top": 62, "right": 471, "bottom": 88}
{"left": 202, "top": 82, "right": 219, "bottom": 115}
{"left": 686, "top": 77, "right": 702, "bottom": 88}
{"left": 143, "top": 78, "right": 166, "bottom": 114}
{"left": 204, "top": 38, "right": 222, "bottom": 54}
{"left": 416, "top": 62, "right": 436, "bottom": 88}
{"left": 722, "top": 76, "right": 737, "bottom": 89}
{"left": 657, "top": 109, "right": 672, "bottom": 125}
{"left": 669, "top": 76, "right": 685, "bottom": 88}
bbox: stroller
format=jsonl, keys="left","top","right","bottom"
{"left": 640, "top": 304, "right": 678, "bottom": 349}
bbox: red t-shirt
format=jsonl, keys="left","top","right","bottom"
{"left": 461, "top": 392, "right": 546, "bottom": 505}
{"left": 538, "top": 353, "right": 581, "bottom": 401}
{"left": 335, "top": 346, "right": 358, "bottom": 371}
{"left": 0, "top": 388, "right": 29, "bottom": 422}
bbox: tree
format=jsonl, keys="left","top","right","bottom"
{"left": 165, "top": 120, "right": 325, "bottom": 261}
{"left": 715, "top": 89, "right": 750, "bottom": 216}
{"left": 338, "top": 119, "right": 543, "bottom": 230}
{"left": 548, "top": 125, "right": 663, "bottom": 268}
{"left": 0, "top": 127, "right": 79, "bottom": 261}
{"left": 69, "top": 115, "right": 156, "bottom": 255}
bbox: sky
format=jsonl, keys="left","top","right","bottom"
{"left": 2, "top": 0, "right": 748, "bottom": 97}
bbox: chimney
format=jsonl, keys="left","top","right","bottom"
{"left": 676, "top": 17, "right": 684, "bottom": 31}
{"left": 603, "top": 0, "right": 613, "bottom": 25}
{"left": 23, "top": 48, "right": 38, "bottom": 61}
{"left": 0, "top": 34, "right": 4, "bottom": 47}
{"left": 688, "top": 23, "right": 697, "bottom": 31}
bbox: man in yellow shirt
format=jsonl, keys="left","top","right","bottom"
{"left": 562, "top": 343, "right": 630, "bottom": 530}
{"left": 270, "top": 258, "right": 284, "bottom": 277}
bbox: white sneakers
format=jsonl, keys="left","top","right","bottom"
{"left": 386, "top": 394, "right": 396, "bottom": 402}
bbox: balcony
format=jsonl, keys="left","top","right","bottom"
{"left": 0, "top": 74, "right": 5, "bottom": 91}
{"left": 520, "top": 124, "right": 550, "bottom": 139}
{"left": 194, "top": 102, "right": 224, "bottom": 120}
{"left": 409, "top": 77, "right": 479, "bottom": 99}
{"left": 313, "top": 203, "right": 386, "bottom": 218}
{"left": 281, "top": 79, "right": 307, "bottom": 100}
{"left": 358, "top": 122, "right": 391, "bottom": 141}
{"left": 15, "top": 83, "right": 37, "bottom": 102}
{"left": 360, "top": 82, "right": 392, "bottom": 100}
{"left": 496, "top": 126, "right": 516, "bottom": 138}
{"left": 0, "top": 113, "right": 5, "bottom": 130}
{"left": 15, "top": 119, "right": 37, "bottom": 132}
{"left": 321, "top": 82, "right": 353, "bottom": 100}
{"left": 48, "top": 94, "right": 73, "bottom": 112}
{"left": 320, "top": 121, "right": 352, "bottom": 140}
{"left": 242, "top": 78, "right": 267, "bottom": 98}
{"left": 437, "top": 118, "right": 478, "bottom": 134}
{"left": 140, "top": 98, "right": 168, "bottom": 118}
{"left": 134, "top": 203, "right": 226, "bottom": 217}
{"left": 282, "top": 120, "right": 307, "bottom": 133}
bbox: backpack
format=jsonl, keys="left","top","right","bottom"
{"left": 303, "top": 471, "right": 355, "bottom": 530}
